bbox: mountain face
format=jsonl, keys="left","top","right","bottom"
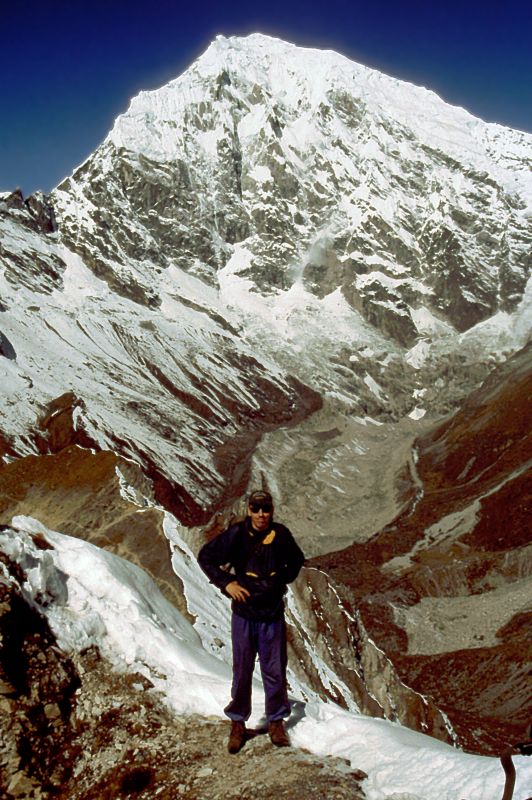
{"left": 1, "top": 33, "right": 531, "bottom": 757}
{"left": 2, "top": 34, "right": 531, "bottom": 541}
{"left": 54, "top": 34, "right": 531, "bottom": 343}
{"left": 0, "top": 187, "right": 321, "bottom": 525}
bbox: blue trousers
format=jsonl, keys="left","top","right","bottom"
{"left": 224, "top": 615, "right": 290, "bottom": 723}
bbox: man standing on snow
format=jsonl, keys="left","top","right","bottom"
{"left": 198, "top": 490, "right": 305, "bottom": 754}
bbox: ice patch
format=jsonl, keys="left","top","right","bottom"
{"left": 406, "top": 340, "right": 431, "bottom": 369}
{"left": 364, "top": 373, "right": 385, "bottom": 400}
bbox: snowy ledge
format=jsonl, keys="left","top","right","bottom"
{"left": 1, "top": 516, "right": 531, "bottom": 800}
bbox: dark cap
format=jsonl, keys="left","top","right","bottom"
{"left": 248, "top": 490, "right": 273, "bottom": 505}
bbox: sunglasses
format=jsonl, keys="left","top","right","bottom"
{"left": 249, "top": 502, "right": 273, "bottom": 513}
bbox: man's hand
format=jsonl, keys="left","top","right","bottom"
{"left": 225, "top": 581, "right": 251, "bottom": 602}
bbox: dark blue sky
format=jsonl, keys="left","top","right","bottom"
{"left": 2, "top": 0, "right": 531, "bottom": 196}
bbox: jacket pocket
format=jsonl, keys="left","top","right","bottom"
{"left": 241, "top": 574, "right": 285, "bottom": 608}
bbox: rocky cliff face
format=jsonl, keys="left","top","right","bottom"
{"left": 314, "top": 344, "right": 532, "bottom": 753}
{"left": 286, "top": 566, "right": 456, "bottom": 745}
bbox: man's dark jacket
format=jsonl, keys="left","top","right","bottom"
{"left": 198, "top": 518, "right": 305, "bottom": 622}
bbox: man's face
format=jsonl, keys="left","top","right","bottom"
{"left": 248, "top": 501, "right": 273, "bottom": 531}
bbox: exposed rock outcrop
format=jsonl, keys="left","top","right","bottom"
{"left": 0, "top": 542, "right": 80, "bottom": 796}
{"left": 287, "top": 567, "right": 455, "bottom": 745}
{"left": 0, "top": 190, "right": 64, "bottom": 296}
{"left": 0, "top": 189, "right": 56, "bottom": 234}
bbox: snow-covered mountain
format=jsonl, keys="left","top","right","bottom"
{"left": 1, "top": 32, "right": 531, "bottom": 766}
{"left": 56, "top": 34, "right": 531, "bottom": 339}
{"left": 0, "top": 186, "right": 321, "bottom": 524}
{"left": 2, "top": 34, "right": 531, "bottom": 529}
{"left": 1, "top": 33, "right": 531, "bottom": 530}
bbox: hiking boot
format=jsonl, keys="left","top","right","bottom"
{"left": 228, "top": 721, "right": 246, "bottom": 754}
{"left": 268, "top": 719, "right": 290, "bottom": 747}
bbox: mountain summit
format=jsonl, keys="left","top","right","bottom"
{"left": 56, "top": 32, "right": 532, "bottom": 341}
